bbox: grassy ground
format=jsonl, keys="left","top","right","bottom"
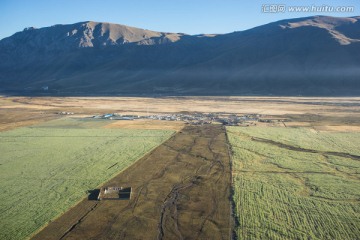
{"left": 235, "top": 126, "right": 360, "bottom": 155}
{"left": 227, "top": 126, "right": 360, "bottom": 240}
{"left": 0, "top": 118, "right": 174, "bottom": 240}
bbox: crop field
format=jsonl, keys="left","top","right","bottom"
{"left": 234, "top": 126, "right": 360, "bottom": 156}
{"left": 0, "top": 118, "right": 174, "bottom": 240}
{"left": 33, "top": 125, "right": 231, "bottom": 240}
{"left": 227, "top": 126, "right": 360, "bottom": 239}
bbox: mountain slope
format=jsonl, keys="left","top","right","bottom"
{"left": 0, "top": 21, "right": 185, "bottom": 50}
{"left": 0, "top": 16, "right": 359, "bottom": 96}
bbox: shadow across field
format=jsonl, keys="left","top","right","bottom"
{"left": 87, "top": 190, "right": 100, "bottom": 201}
{"left": 251, "top": 137, "right": 360, "bottom": 161}
{"left": 32, "top": 125, "right": 231, "bottom": 240}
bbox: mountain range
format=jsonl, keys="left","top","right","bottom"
{"left": 0, "top": 15, "right": 359, "bottom": 96}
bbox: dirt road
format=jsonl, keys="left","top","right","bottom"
{"left": 32, "top": 125, "right": 232, "bottom": 240}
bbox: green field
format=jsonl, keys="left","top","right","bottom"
{"left": 227, "top": 126, "right": 360, "bottom": 240}
{"left": 0, "top": 118, "right": 174, "bottom": 240}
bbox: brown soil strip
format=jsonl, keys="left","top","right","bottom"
{"left": 103, "top": 120, "right": 184, "bottom": 132}
{"left": 0, "top": 108, "right": 58, "bottom": 132}
{"left": 59, "top": 203, "right": 99, "bottom": 240}
{"left": 233, "top": 170, "right": 335, "bottom": 174}
{"left": 32, "top": 125, "right": 231, "bottom": 240}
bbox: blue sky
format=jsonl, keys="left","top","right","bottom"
{"left": 0, "top": 0, "right": 359, "bottom": 39}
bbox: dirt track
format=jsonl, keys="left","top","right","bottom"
{"left": 32, "top": 125, "right": 232, "bottom": 240}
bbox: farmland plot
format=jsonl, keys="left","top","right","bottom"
{"left": 227, "top": 126, "right": 360, "bottom": 240}
{"left": 33, "top": 125, "right": 231, "bottom": 240}
{"left": 0, "top": 118, "right": 173, "bottom": 240}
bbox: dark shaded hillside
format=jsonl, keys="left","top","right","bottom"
{"left": 0, "top": 16, "right": 359, "bottom": 96}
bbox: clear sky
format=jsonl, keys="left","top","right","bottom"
{"left": 0, "top": 0, "right": 359, "bottom": 40}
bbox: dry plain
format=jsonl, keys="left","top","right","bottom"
{"left": 2, "top": 96, "right": 360, "bottom": 129}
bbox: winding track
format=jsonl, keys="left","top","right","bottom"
{"left": 32, "top": 125, "right": 232, "bottom": 240}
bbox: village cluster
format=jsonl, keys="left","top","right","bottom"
{"left": 92, "top": 112, "right": 287, "bottom": 126}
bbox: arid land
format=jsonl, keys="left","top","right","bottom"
{"left": 1, "top": 96, "right": 360, "bottom": 132}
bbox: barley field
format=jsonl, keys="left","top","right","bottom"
{"left": 227, "top": 126, "right": 360, "bottom": 240}
{"left": 0, "top": 118, "right": 174, "bottom": 240}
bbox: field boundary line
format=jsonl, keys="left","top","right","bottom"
{"left": 224, "top": 127, "right": 237, "bottom": 240}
